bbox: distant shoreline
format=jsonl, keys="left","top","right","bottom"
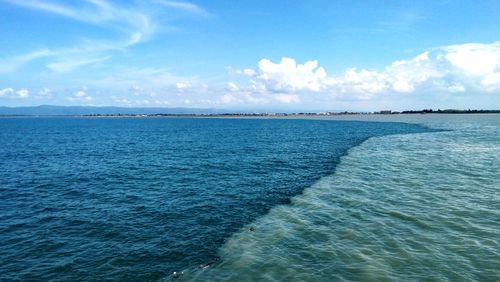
{"left": 1, "top": 110, "right": 499, "bottom": 118}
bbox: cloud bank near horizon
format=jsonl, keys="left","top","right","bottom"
{"left": 2, "top": 41, "right": 500, "bottom": 110}
{"left": 238, "top": 42, "right": 500, "bottom": 97}
{"left": 214, "top": 41, "right": 500, "bottom": 109}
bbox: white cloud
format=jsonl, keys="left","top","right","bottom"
{"left": 154, "top": 0, "right": 211, "bottom": 17}
{"left": 5, "top": 0, "right": 79, "bottom": 19}
{"left": 251, "top": 57, "right": 327, "bottom": 93}
{"left": 226, "top": 82, "right": 239, "bottom": 92}
{"left": 127, "top": 32, "right": 144, "bottom": 46}
{"left": 75, "top": 91, "right": 86, "bottom": 97}
{"left": 0, "top": 49, "right": 54, "bottom": 74}
{"left": 68, "top": 90, "right": 93, "bottom": 103}
{"left": 0, "top": 88, "right": 14, "bottom": 97}
{"left": 443, "top": 43, "right": 498, "bottom": 76}
{"left": 176, "top": 82, "right": 191, "bottom": 90}
{"left": 0, "top": 87, "right": 29, "bottom": 98}
{"left": 233, "top": 68, "right": 256, "bottom": 76}
{"left": 333, "top": 68, "right": 388, "bottom": 97}
{"left": 442, "top": 42, "right": 500, "bottom": 90}
{"left": 238, "top": 42, "right": 500, "bottom": 101}
{"left": 274, "top": 94, "right": 300, "bottom": 104}
{"left": 447, "top": 84, "right": 466, "bottom": 93}
{"left": 16, "top": 89, "right": 29, "bottom": 98}
{"left": 0, "top": 0, "right": 209, "bottom": 75}
{"left": 6, "top": 0, "right": 153, "bottom": 40}
{"left": 243, "top": 68, "right": 256, "bottom": 76}
{"left": 46, "top": 56, "right": 110, "bottom": 73}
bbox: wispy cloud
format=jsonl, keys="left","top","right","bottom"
{"left": 4, "top": 0, "right": 154, "bottom": 38}
{"left": 332, "top": 9, "right": 424, "bottom": 35}
{"left": 375, "top": 10, "right": 424, "bottom": 32}
{"left": 153, "top": 0, "right": 211, "bottom": 17}
{"left": 0, "top": 0, "right": 152, "bottom": 74}
{"left": 0, "top": 0, "right": 208, "bottom": 74}
{"left": 5, "top": 0, "right": 80, "bottom": 18}
{"left": 0, "top": 49, "right": 54, "bottom": 74}
{"left": 46, "top": 56, "right": 110, "bottom": 73}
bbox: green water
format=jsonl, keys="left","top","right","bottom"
{"left": 181, "top": 114, "right": 499, "bottom": 281}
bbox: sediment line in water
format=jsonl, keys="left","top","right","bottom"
{"left": 168, "top": 123, "right": 440, "bottom": 281}
{"left": 0, "top": 117, "right": 439, "bottom": 281}
{"left": 177, "top": 115, "right": 500, "bottom": 281}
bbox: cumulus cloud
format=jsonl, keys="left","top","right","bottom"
{"left": 68, "top": 90, "right": 93, "bottom": 103}
{"left": 0, "top": 87, "right": 29, "bottom": 98}
{"left": 249, "top": 57, "right": 327, "bottom": 93}
{"left": 441, "top": 42, "right": 500, "bottom": 91}
{"left": 0, "top": 88, "right": 14, "bottom": 97}
{"left": 175, "top": 82, "right": 191, "bottom": 90}
{"left": 238, "top": 42, "right": 500, "bottom": 101}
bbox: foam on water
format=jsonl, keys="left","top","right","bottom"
{"left": 180, "top": 115, "right": 499, "bottom": 281}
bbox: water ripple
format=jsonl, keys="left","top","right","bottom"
{"left": 182, "top": 115, "right": 499, "bottom": 282}
{"left": 0, "top": 117, "right": 429, "bottom": 281}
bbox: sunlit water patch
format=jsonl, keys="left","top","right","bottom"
{"left": 181, "top": 115, "right": 499, "bottom": 281}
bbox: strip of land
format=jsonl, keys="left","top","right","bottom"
{"left": 0, "top": 106, "right": 498, "bottom": 117}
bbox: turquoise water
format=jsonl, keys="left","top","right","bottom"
{"left": 0, "top": 117, "right": 431, "bottom": 281}
{"left": 181, "top": 114, "right": 499, "bottom": 281}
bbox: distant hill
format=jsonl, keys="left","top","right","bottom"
{"left": 0, "top": 105, "right": 228, "bottom": 116}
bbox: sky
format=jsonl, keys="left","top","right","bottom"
{"left": 0, "top": 0, "right": 499, "bottom": 111}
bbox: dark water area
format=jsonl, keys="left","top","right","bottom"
{"left": 0, "top": 117, "right": 429, "bottom": 281}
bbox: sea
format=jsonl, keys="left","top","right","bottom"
{"left": 0, "top": 114, "right": 498, "bottom": 281}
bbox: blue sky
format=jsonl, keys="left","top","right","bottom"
{"left": 1, "top": 0, "right": 499, "bottom": 110}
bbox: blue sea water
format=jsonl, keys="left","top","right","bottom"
{"left": 1, "top": 115, "right": 498, "bottom": 281}
{"left": 0, "top": 117, "right": 429, "bottom": 281}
